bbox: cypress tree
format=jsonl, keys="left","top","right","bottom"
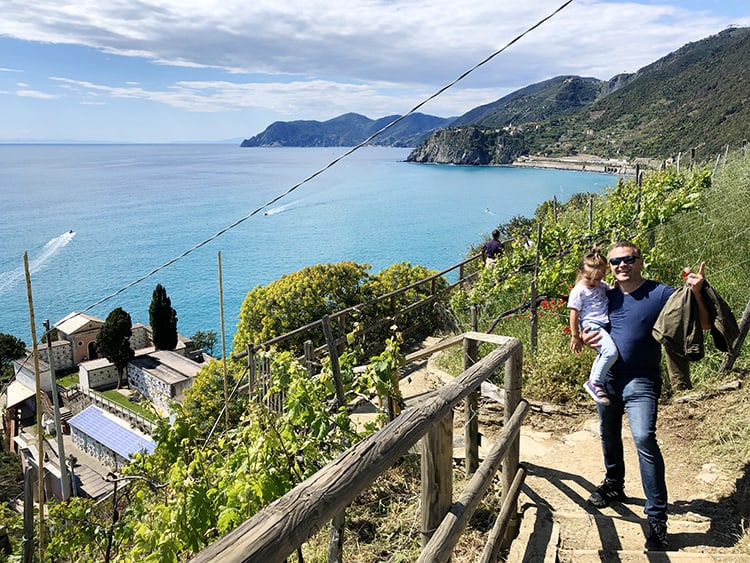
{"left": 150, "top": 284, "right": 178, "bottom": 351}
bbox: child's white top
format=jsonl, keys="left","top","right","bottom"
{"left": 567, "top": 280, "right": 612, "bottom": 325}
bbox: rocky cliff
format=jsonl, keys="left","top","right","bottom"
{"left": 406, "top": 126, "right": 523, "bottom": 165}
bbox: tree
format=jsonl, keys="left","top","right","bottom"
{"left": 233, "top": 262, "right": 370, "bottom": 353}
{"left": 149, "top": 284, "right": 178, "bottom": 351}
{"left": 191, "top": 330, "right": 217, "bottom": 356}
{"left": 0, "top": 333, "right": 26, "bottom": 380}
{"left": 96, "top": 308, "right": 134, "bottom": 389}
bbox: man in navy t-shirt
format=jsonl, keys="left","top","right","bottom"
{"left": 582, "top": 240, "right": 710, "bottom": 551}
{"left": 482, "top": 229, "right": 503, "bottom": 267}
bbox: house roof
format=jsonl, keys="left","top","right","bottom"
{"left": 79, "top": 357, "right": 114, "bottom": 370}
{"left": 68, "top": 405, "right": 155, "bottom": 459}
{"left": 129, "top": 350, "right": 202, "bottom": 385}
{"left": 3, "top": 380, "right": 36, "bottom": 409}
{"left": 55, "top": 311, "right": 104, "bottom": 336}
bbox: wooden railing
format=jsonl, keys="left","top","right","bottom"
{"left": 191, "top": 331, "right": 527, "bottom": 563}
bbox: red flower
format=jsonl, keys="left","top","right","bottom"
{"left": 563, "top": 327, "right": 571, "bottom": 334}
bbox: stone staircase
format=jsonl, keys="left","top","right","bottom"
{"left": 506, "top": 422, "right": 750, "bottom": 562}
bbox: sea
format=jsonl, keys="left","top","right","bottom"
{"left": 0, "top": 144, "right": 617, "bottom": 346}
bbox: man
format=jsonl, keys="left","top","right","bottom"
{"left": 582, "top": 240, "right": 710, "bottom": 551}
{"left": 482, "top": 229, "right": 504, "bottom": 267}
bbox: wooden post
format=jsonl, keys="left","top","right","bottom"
{"left": 246, "top": 345, "right": 257, "bottom": 416}
{"left": 23, "top": 253, "right": 44, "bottom": 561}
{"left": 530, "top": 224, "right": 542, "bottom": 352}
{"left": 22, "top": 455, "right": 34, "bottom": 563}
{"left": 478, "top": 466, "right": 527, "bottom": 563}
{"left": 501, "top": 346, "right": 523, "bottom": 548}
{"left": 327, "top": 510, "right": 345, "bottom": 563}
{"left": 304, "top": 340, "right": 315, "bottom": 378}
{"left": 421, "top": 410, "right": 453, "bottom": 548}
{"left": 218, "top": 252, "right": 230, "bottom": 433}
{"left": 418, "top": 399, "right": 529, "bottom": 563}
{"left": 464, "top": 311, "right": 479, "bottom": 475}
{"left": 321, "top": 315, "right": 346, "bottom": 407}
{"left": 337, "top": 316, "right": 347, "bottom": 354}
{"left": 552, "top": 195, "right": 558, "bottom": 223}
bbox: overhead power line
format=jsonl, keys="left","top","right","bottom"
{"left": 81, "top": 0, "right": 574, "bottom": 315}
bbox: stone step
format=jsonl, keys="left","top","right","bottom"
{"left": 556, "top": 512, "right": 712, "bottom": 552}
{"left": 507, "top": 507, "right": 749, "bottom": 563}
{"left": 558, "top": 549, "right": 750, "bottom": 562}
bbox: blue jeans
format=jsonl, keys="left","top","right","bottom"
{"left": 582, "top": 319, "right": 618, "bottom": 387}
{"left": 598, "top": 375, "right": 667, "bottom": 518}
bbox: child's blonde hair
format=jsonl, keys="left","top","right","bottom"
{"left": 575, "top": 245, "right": 608, "bottom": 282}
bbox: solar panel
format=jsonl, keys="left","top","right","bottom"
{"left": 68, "top": 405, "right": 155, "bottom": 459}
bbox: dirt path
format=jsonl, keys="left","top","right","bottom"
{"left": 398, "top": 346, "right": 750, "bottom": 560}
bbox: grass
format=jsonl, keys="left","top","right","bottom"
{"left": 100, "top": 388, "right": 158, "bottom": 422}
{"left": 56, "top": 372, "right": 80, "bottom": 388}
{"left": 300, "top": 455, "right": 504, "bottom": 562}
{"left": 55, "top": 371, "right": 159, "bottom": 422}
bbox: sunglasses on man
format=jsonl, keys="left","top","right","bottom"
{"left": 609, "top": 255, "right": 640, "bottom": 266}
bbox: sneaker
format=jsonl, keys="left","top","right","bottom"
{"left": 583, "top": 380, "right": 610, "bottom": 405}
{"left": 645, "top": 516, "right": 669, "bottom": 551}
{"left": 588, "top": 479, "right": 625, "bottom": 508}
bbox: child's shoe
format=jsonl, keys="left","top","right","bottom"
{"left": 584, "top": 380, "right": 610, "bottom": 405}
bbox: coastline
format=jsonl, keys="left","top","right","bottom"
{"left": 511, "top": 154, "right": 652, "bottom": 176}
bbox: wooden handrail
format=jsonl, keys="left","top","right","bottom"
{"left": 418, "top": 399, "right": 529, "bottom": 562}
{"left": 190, "top": 335, "right": 521, "bottom": 563}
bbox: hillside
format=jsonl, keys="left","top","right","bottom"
{"left": 240, "top": 112, "right": 454, "bottom": 148}
{"left": 451, "top": 75, "right": 603, "bottom": 127}
{"left": 409, "top": 26, "right": 750, "bottom": 165}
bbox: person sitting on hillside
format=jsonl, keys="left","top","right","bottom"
{"left": 482, "top": 229, "right": 504, "bottom": 268}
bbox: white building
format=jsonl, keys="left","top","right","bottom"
{"left": 127, "top": 349, "right": 203, "bottom": 417}
{"left": 68, "top": 405, "right": 156, "bottom": 470}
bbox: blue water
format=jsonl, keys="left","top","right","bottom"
{"left": 0, "top": 145, "right": 615, "bottom": 345}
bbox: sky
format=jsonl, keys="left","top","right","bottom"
{"left": 1, "top": 0, "right": 749, "bottom": 143}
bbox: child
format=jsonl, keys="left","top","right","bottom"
{"left": 567, "top": 249, "right": 618, "bottom": 405}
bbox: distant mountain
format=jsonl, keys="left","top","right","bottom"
{"left": 408, "top": 26, "right": 750, "bottom": 165}
{"left": 451, "top": 75, "right": 603, "bottom": 127}
{"left": 240, "top": 112, "right": 454, "bottom": 148}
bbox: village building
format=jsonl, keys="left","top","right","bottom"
{"left": 54, "top": 311, "right": 104, "bottom": 365}
{"left": 2, "top": 311, "right": 208, "bottom": 501}
{"left": 127, "top": 349, "right": 203, "bottom": 417}
{"left": 68, "top": 405, "right": 156, "bottom": 470}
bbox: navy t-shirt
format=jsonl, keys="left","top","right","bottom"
{"left": 483, "top": 239, "right": 503, "bottom": 258}
{"left": 607, "top": 280, "right": 674, "bottom": 379}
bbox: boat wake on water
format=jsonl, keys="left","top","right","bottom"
{"left": 0, "top": 231, "right": 76, "bottom": 293}
{"left": 263, "top": 203, "right": 295, "bottom": 216}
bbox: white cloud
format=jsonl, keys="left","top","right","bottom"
{"left": 16, "top": 89, "right": 59, "bottom": 99}
{"left": 2, "top": 1, "right": 745, "bottom": 88}
{"left": 2, "top": 0, "right": 748, "bottom": 140}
